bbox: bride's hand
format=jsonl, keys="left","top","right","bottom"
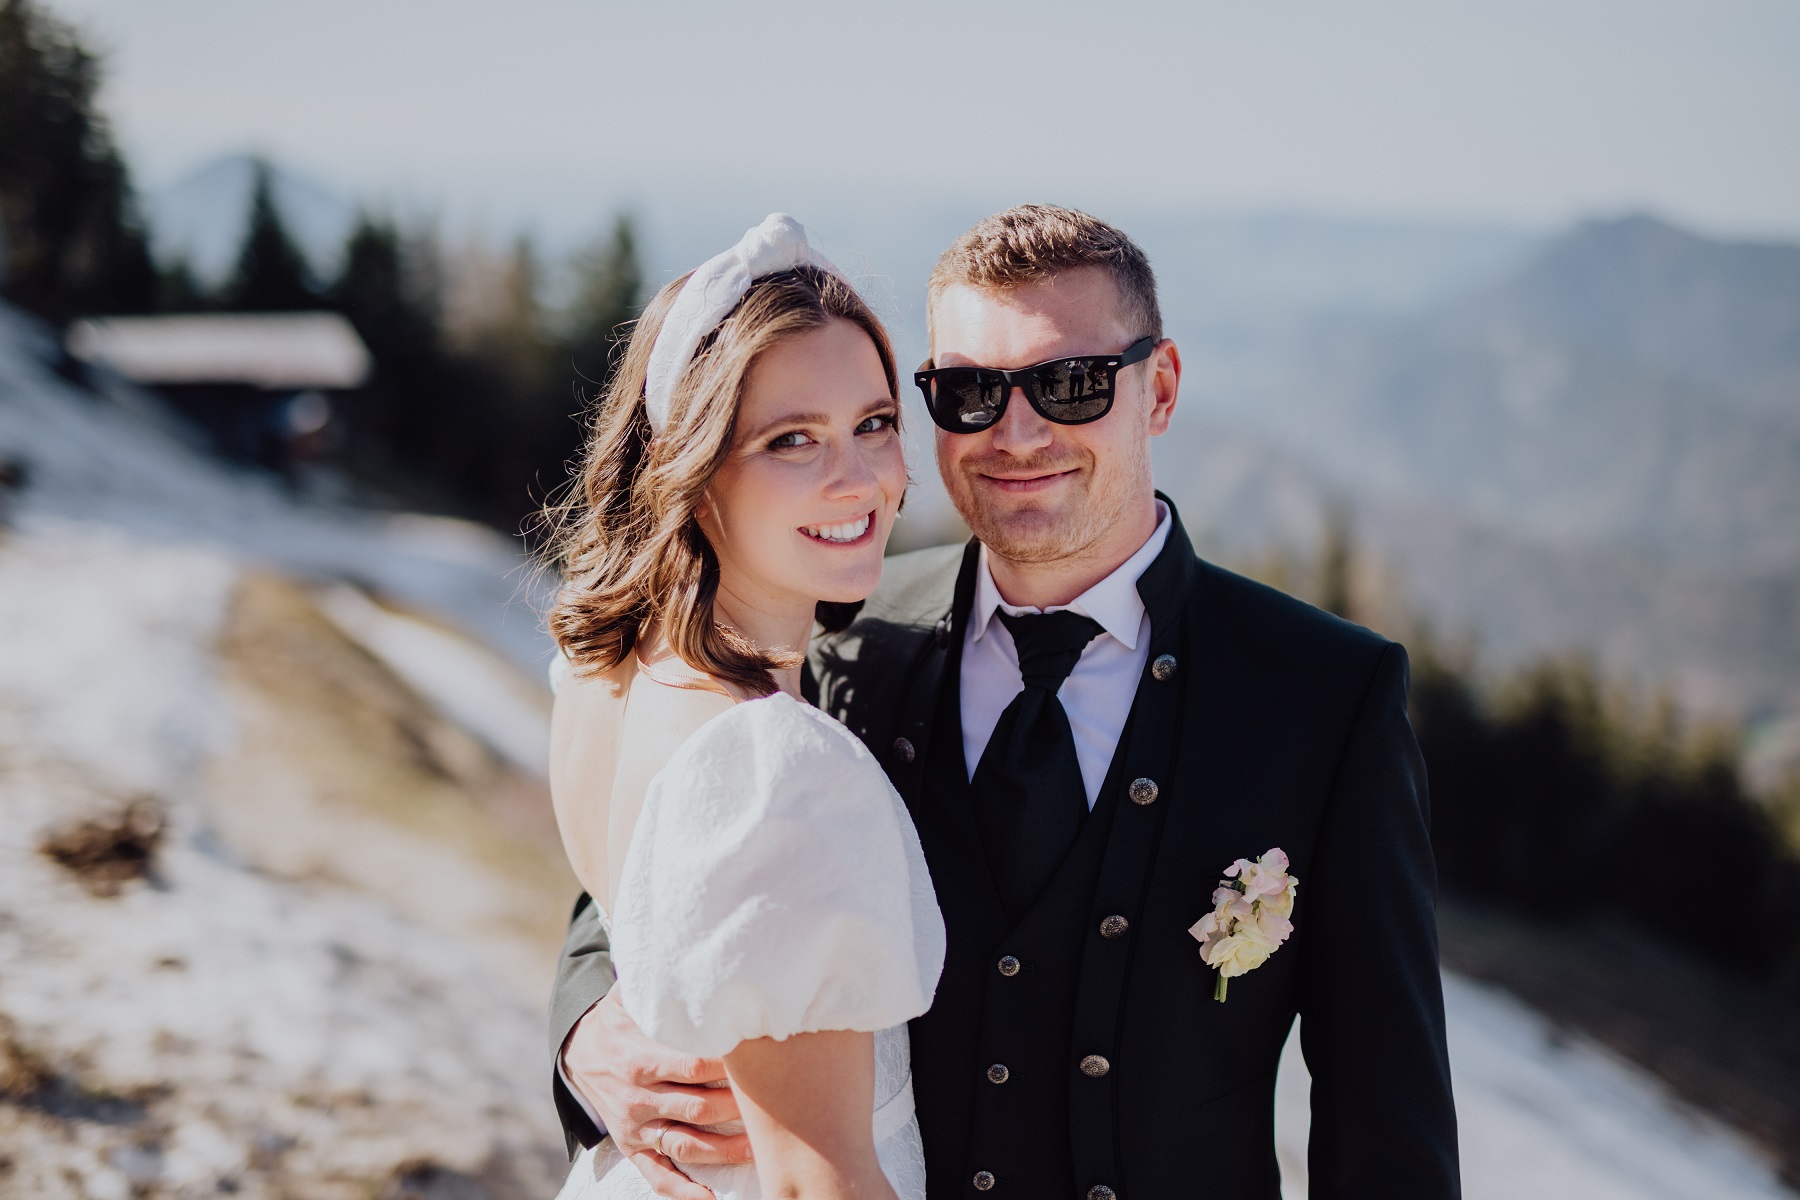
{"left": 564, "top": 991, "right": 753, "bottom": 1199}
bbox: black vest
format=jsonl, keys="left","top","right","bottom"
{"left": 885, "top": 536, "right": 1195, "bottom": 1199}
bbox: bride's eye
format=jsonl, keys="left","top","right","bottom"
{"left": 767, "top": 429, "right": 816, "bottom": 451}
{"left": 856, "top": 412, "right": 898, "bottom": 435}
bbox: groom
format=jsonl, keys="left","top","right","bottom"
{"left": 549, "top": 205, "right": 1460, "bottom": 1198}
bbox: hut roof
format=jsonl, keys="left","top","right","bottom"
{"left": 67, "top": 312, "right": 372, "bottom": 390}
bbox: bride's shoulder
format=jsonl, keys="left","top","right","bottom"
{"left": 673, "top": 691, "right": 882, "bottom": 781}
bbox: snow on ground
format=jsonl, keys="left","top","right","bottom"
{"left": 1274, "top": 976, "right": 1795, "bottom": 1199}
{"left": 319, "top": 583, "right": 552, "bottom": 776}
{"left": 1, "top": 305, "right": 571, "bottom": 1196}
{"left": 0, "top": 526, "right": 563, "bottom": 1199}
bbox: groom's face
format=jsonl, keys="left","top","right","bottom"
{"left": 931, "top": 268, "right": 1176, "bottom": 569}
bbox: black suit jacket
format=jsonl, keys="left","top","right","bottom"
{"left": 548, "top": 499, "right": 1459, "bottom": 1197}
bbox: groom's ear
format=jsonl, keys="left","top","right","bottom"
{"left": 1146, "top": 338, "right": 1182, "bottom": 436}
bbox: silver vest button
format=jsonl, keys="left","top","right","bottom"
{"left": 973, "top": 1171, "right": 996, "bottom": 1191}
{"left": 892, "top": 737, "right": 915, "bottom": 764}
{"left": 997, "top": 954, "right": 1021, "bottom": 976}
{"left": 1089, "top": 1187, "right": 1118, "bottom": 1200}
{"left": 1080, "top": 1054, "right": 1111, "bottom": 1077}
{"left": 986, "top": 1063, "right": 1009, "bottom": 1084}
{"left": 1151, "top": 653, "right": 1177, "bottom": 681}
{"left": 1127, "top": 777, "right": 1159, "bottom": 805}
{"left": 1099, "top": 914, "right": 1130, "bottom": 939}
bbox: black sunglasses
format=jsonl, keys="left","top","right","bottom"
{"left": 914, "top": 336, "right": 1157, "bottom": 434}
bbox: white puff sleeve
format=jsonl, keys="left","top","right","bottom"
{"left": 610, "top": 693, "right": 945, "bottom": 1057}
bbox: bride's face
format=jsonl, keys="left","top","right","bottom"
{"left": 701, "top": 317, "right": 906, "bottom": 615}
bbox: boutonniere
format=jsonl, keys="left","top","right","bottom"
{"left": 1188, "top": 848, "right": 1298, "bottom": 1002}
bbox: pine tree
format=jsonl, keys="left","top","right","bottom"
{"left": 155, "top": 257, "right": 211, "bottom": 312}
{"left": 226, "top": 160, "right": 316, "bottom": 311}
{"left": 0, "top": 0, "right": 156, "bottom": 322}
{"left": 330, "top": 213, "right": 448, "bottom": 467}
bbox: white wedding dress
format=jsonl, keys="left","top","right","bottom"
{"left": 556, "top": 690, "right": 945, "bottom": 1200}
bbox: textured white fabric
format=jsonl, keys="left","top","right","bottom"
{"left": 644, "top": 213, "right": 842, "bottom": 433}
{"left": 961, "top": 500, "right": 1172, "bottom": 806}
{"left": 558, "top": 690, "right": 940, "bottom": 1200}
{"left": 612, "top": 691, "right": 943, "bottom": 1054}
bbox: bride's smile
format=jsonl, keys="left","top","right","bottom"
{"left": 699, "top": 314, "right": 905, "bottom": 651}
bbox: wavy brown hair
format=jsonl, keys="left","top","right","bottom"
{"left": 542, "top": 265, "right": 898, "bottom": 697}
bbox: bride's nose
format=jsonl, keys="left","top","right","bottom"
{"left": 820, "top": 433, "right": 881, "bottom": 504}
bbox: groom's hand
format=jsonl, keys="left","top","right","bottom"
{"left": 563, "top": 990, "right": 753, "bottom": 1199}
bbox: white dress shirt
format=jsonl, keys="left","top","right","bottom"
{"left": 961, "top": 501, "right": 1172, "bottom": 808}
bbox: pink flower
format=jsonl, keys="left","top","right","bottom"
{"left": 1252, "top": 905, "right": 1294, "bottom": 943}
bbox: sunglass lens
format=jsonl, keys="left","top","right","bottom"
{"left": 936, "top": 371, "right": 1006, "bottom": 429}
{"left": 1031, "top": 360, "right": 1112, "bottom": 421}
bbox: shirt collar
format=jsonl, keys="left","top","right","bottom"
{"left": 969, "top": 499, "right": 1172, "bottom": 652}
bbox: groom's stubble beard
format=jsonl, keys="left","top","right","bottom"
{"left": 939, "top": 426, "right": 1153, "bottom": 568}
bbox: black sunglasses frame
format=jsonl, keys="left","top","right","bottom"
{"left": 914, "top": 336, "right": 1158, "bottom": 434}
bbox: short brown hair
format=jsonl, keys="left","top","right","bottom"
{"left": 927, "top": 204, "right": 1162, "bottom": 347}
{"left": 542, "top": 266, "right": 897, "bottom": 697}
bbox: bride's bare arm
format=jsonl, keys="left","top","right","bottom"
{"left": 725, "top": 1031, "right": 898, "bottom": 1200}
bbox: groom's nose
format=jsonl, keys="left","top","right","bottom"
{"left": 988, "top": 386, "right": 1055, "bottom": 455}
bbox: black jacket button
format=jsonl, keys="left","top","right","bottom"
{"left": 986, "top": 1063, "right": 1009, "bottom": 1084}
{"left": 892, "top": 737, "right": 915, "bottom": 764}
{"left": 973, "top": 1171, "right": 996, "bottom": 1191}
{"left": 1089, "top": 1186, "right": 1117, "bottom": 1200}
{"left": 1080, "top": 1054, "right": 1111, "bottom": 1077}
{"left": 1099, "top": 914, "right": 1129, "bottom": 939}
{"left": 1151, "top": 653, "right": 1177, "bottom": 681}
{"left": 997, "top": 955, "right": 1021, "bottom": 976}
{"left": 1128, "top": 777, "right": 1159, "bottom": 805}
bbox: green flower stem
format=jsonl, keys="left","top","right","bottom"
{"left": 1214, "top": 972, "right": 1228, "bottom": 1003}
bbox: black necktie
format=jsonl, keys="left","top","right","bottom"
{"left": 972, "top": 609, "right": 1105, "bottom": 923}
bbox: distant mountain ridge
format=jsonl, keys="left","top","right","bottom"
{"left": 145, "top": 154, "right": 358, "bottom": 286}
{"left": 1159, "top": 213, "right": 1800, "bottom": 735}
{"left": 1278, "top": 214, "right": 1800, "bottom": 569}
{"left": 1476, "top": 215, "right": 1800, "bottom": 421}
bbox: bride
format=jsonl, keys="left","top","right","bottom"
{"left": 543, "top": 215, "right": 944, "bottom": 1200}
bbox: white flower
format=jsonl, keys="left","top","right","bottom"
{"left": 1191, "top": 846, "right": 1298, "bottom": 1002}
{"left": 1204, "top": 925, "right": 1278, "bottom": 978}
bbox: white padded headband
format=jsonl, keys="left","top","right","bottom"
{"left": 643, "top": 213, "right": 843, "bottom": 433}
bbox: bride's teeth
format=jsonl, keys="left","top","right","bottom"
{"left": 804, "top": 514, "right": 870, "bottom": 542}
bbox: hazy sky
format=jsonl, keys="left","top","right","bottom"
{"left": 43, "top": 0, "right": 1800, "bottom": 242}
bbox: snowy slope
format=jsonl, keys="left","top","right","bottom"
{"left": 0, "top": 305, "right": 554, "bottom": 677}
{"left": 0, "top": 304, "right": 574, "bottom": 1197}
{"left": 0, "top": 526, "right": 564, "bottom": 1199}
{"left": 1272, "top": 980, "right": 1794, "bottom": 1199}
